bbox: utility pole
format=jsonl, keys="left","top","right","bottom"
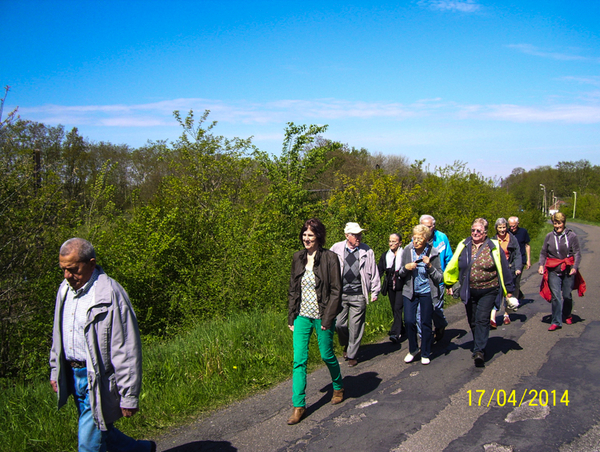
{"left": 573, "top": 192, "right": 577, "bottom": 219}
{"left": 540, "top": 184, "right": 547, "bottom": 216}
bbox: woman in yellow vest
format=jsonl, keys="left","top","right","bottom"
{"left": 443, "top": 218, "right": 514, "bottom": 367}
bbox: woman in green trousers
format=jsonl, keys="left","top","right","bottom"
{"left": 287, "top": 218, "right": 344, "bottom": 425}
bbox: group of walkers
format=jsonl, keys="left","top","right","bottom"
{"left": 286, "top": 213, "right": 584, "bottom": 424}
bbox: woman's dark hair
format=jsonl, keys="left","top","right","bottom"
{"left": 300, "top": 218, "right": 326, "bottom": 247}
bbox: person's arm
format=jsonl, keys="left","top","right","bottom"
{"left": 110, "top": 283, "right": 143, "bottom": 414}
{"left": 525, "top": 243, "right": 531, "bottom": 270}
{"left": 538, "top": 234, "right": 550, "bottom": 275}
{"left": 497, "top": 245, "right": 514, "bottom": 297}
{"left": 321, "top": 252, "right": 342, "bottom": 330}
{"left": 571, "top": 233, "right": 581, "bottom": 274}
{"left": 368, "top": 249, "right": 380, "bottom": 301}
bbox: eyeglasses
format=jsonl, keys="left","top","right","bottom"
{"left": 471, "top": 229, "right": 485, "bottom": 234}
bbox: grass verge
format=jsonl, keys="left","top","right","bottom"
{"left": 0, "top": 301, "right": 394, "bottom": 451}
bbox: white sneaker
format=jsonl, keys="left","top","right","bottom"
{"left": 404, "top": 352, "right": 417, "bottom": 363}
{"left": 421, "top": 357, "right": 430, "bottom": 365}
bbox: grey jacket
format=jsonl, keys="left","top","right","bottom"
{"left": 397, "top": 243, "right": 443, "bottom": 300}
{"left": 330, "top": 241, "right": 381, "bottom": 302}
{"left": 49, "top": 267, "right": 143, "bottom": 431}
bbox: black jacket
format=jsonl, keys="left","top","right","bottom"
{"left": 288, "top": 248, "right": 342, "bottom": 329}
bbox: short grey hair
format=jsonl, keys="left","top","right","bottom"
{"left": 419, "top": 214, "right": 436, "bottom": 226}
{"left": 472, "top": 218, "right": 489, "bottom": 233}
{"left": 495, "top": 217, "right": 508, "bottom": 229}
{"left": 60, "top": 238, "right": 96, "bottom": 262}
{"left": 508, "top": 216, "right": 519, "bottom": 223}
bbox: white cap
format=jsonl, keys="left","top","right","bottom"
{"left": 344, "top": 222, "right": 365, "bottom": 234}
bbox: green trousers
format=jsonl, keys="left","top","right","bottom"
{"left": 292, "top": 316, "right": 343, "bottom": 407}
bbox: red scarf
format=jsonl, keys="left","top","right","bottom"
{"left": 539, "top": 257, "right": 586, "bottom": 302}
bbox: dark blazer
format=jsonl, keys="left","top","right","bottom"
{"left": 288, "top": 248, "right": 342, "bottom": 329}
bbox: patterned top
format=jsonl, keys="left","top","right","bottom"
{"left": 299, "top": 269, "right": 320, "bottom": 319}
{"left": 469, "top": 244, "right": 499, "bottom": 289}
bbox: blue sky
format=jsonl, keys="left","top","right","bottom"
{"left": 3, "top": 0, "right": 600, "bottom": 178}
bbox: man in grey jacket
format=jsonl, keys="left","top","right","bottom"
{"left": 331, "top": 223, "right": 381, "bottom": 367}
{"left": 50, "top": 238, "right": 155, "bottom": 452}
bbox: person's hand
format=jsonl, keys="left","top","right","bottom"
{"left": 371, "top": 295, "right": 377, "bottom": 302}
{"left": 422, "top": 256, "right": 431, "bottom": 267}
{"left": 288, "top": 325, "right": 294, "bottom": 332}
{"left": 516, "top": 270, "right": 522, "bottom": 276}
{"left": 506, "top": 293, "right": 513, "bottom": 299}
{"left": 405, "top": 262, "right": 417, "bottom": 271}
{"left": 525, "top": 261, "right": 531, "bottom": 270}
{"left": 321, "top": 325, "right": 327, "bottom": 331}
{"left": 569, "top": 268, "right": 577, "bottom": 276}
{"left": 121, "top": 408, "right": 138, "bottom": 418}
{"left": 538, "top": 266, "right": 544, "bottom": 275}
{"left": 447, "top": 287, "right": 453, "bottom": 296}
{"left": 50, "top": 380, "right": 58, "bottom": 393}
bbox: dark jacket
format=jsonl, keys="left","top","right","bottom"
{"left": 288, "top": 248, "right": 342, "bottom": 329}
{"left": 492, "top": 232, "right": 523, "bottom": 276}
{"left": 443, "top": 237, "right": 515, "bottom": 307}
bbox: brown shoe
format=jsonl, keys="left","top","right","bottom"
{"left": 347, "top": 359, "right": 358, "bottom": 367}
{"left": 331, "top": 388, "right": 344, "bottom": 405}
{"left": 287, "top": 407, "right": 306, "bottom": 425}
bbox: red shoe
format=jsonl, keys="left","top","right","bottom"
{"left": 548, "top": 324, "right": 562, "bottom": 331}
{"left": 503, "top": 315, "right": 511, "bottom": 325}
{"left": 565, "top": 316, "right": 573, "bottom": 325}
{"left": 490, "top": 319, "right": 497, "bottom": 329}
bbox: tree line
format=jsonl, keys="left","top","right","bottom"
{"left": 8, "top": 107, "right": 589, "bottom": 384}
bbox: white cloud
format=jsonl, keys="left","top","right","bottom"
{"left": 559, "top": 76, "right": 600, "bottom": 87}
{"left": 17, "top": 97, "right": 600, "bottom": 130}
{"left": 508, "top": 44, "right": 600, "bottom": 63}
{"left": 418, "top": 0, "right": 481, "bottom": 13}
{"left": 464, "top": 103, "right": 600, "bottom": 123}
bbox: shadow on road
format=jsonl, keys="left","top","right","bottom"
{"left": 163, "top": 440, "right": 237, "bottom": 451}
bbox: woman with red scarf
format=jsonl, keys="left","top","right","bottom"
{"left": 538, "top": 212, "right": 584, "bottom": 331}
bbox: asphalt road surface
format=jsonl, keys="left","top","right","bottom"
{"left": 155, "top": 222, "right": 600, "bottom": 452}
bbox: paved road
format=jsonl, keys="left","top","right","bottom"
{"left": 156, "top": 222, "right": 600, "bottom": 452}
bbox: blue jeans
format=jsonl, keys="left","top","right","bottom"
{"left": 416, "top": 288, "right": 447, "bottom": 335}
{"left": 404, "top": 293, "right": 433, "bottom": 358}
{"left": 465, "top": 287, "right": 499, "bottom": 354}
{"left": 548, "top": 271, "right": 574, "bottom": 327}
{"left": 292, "top": 316, "right": 343, "bottom": 407}
{"left": 70, "top": 367, "right": 152, "bottom": 452}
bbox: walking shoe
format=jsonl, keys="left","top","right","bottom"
{"left": 287, "top": 407, "right": 306, "bottom": 425}
{"left": 503, "top": 315, "right": 511, "bottom": 325}
{"left": 343, "top": 346, "right": 348, "bottom": 360}
{"left": 347, "top": 359, "right": 358, "bottom": 367}
{"left": 490, "top": 319, "right": 497, "bottom": 329}
{"left": 421, "top": 357, "right": 430, "bottom": 365}
{"left": 472, "top": 351, "right": 485, "bottom": 367}
{"left": 150, "top": 441, "right": 157, "bottom": 452}
{"left": 404, "top": 351, "right": 418, "bottom": 363}
{"left": 434, "top": 327, "right": 445, "bottom": 343}
{"left": 331, "top": 388, "right": 344, "bottom": 405}
{"left": 565, "top": 316, "right": 573, "bottom": 325}
{"left": 548, "top": 324, "right": 562, "bottom": 331}
{"left": 389, "top": 335, "right": 399, "bottom": 344}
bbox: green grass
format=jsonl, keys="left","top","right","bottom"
{"left": 0, "top": 301, "right": 394, "bottom": 451}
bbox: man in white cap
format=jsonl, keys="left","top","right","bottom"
{"left": 331, "top": 222, "right": 380, "bottom": 366}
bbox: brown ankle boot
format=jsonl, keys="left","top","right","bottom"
{"left": 331, "top": 388, "right": 344, "bottom": 405}
{"left": 287, "top": 407, "right": 306, "bottom": 425}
